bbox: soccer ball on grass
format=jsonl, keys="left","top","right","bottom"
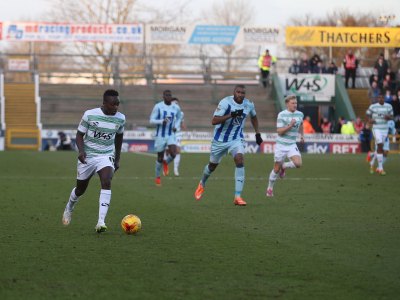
{"left": 121, "top": 214, "right": 142, "bottom": 235}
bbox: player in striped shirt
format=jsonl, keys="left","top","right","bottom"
{"left": 62, "top": 89, "right": 125, "bottom": 233}
{"left": 194, "top": 84, "right": 263, "bottom": 206}
{"left": 366, "top": 93, "right": 394, "bottom": 175}
{"left": 266, "top": 95, "right": 304, "bottom": 197}
{"left": 367, "top": 120, "right": 396, "bottom": 174}
{"left": 149, "top": 90, "right": 183, "bottom": 186}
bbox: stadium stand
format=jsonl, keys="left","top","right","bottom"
{"left": 40, "top": 83, "right": 277, "bottom": 131}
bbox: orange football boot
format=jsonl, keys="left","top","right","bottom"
{"left": 162, "top": 160, "right": 169, "bottom": 176}
{"left": 234, "top": 196, "right": 247, "bottom": 206}
{"left": 194, "top": 182, "right": 204, "bottom": 201}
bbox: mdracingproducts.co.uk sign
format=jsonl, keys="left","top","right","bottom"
{"left": 286, "top": 26, "right": 400, "bottom": 47}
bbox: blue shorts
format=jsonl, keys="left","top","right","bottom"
{"left": 154, "top": 134, "right": 177, "bottom": 153}
{"left": 209, "top": 139, "right": 245, "bottom": 164}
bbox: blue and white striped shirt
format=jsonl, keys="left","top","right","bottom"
{"left": 213, "top": 96, "right": 256, "bottom": 143}
{"left": 150, "top": 101, "right": 182, "bottom": 138}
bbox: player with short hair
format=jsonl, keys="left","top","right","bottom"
{"left": 150, "top": 90, "right": 183, "bottom": 186}
{"left": 62, "top": 89, "right": 125, "bottom": 233}
{"left": 366, "top": 95, "right": 394, "bottom": 175}
{"left": 367, "top": 120, "right": 396, "bottom": 174}
{"left": 194, "top": 84, "right": 263, "bottom": 206}
{"left": 266, "top": 95, "right": 304, "bottom": 197}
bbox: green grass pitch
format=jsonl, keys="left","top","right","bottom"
{"left": 0, "top": 151, "right": 399, "bottom": 299}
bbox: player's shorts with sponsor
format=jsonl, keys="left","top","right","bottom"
{"left": 175, "top": 131, "right": 182, "bottom": 147}
{"left": 154, "top": 134, "right": 177, "bottom": 152}
{"left": 375, "top": 136, "right": 390, "bottom": 151}
{"left": 210, "top": 139, "right": 244, "bottom": 164}
{"left": 372, "top": 129, "right": 388, "bottom": 145}
{"left": 77, "top": 155, "right": 115, "bottom": 180}
{"left": 274, "top": 143, "right": 300, "bottom": 162}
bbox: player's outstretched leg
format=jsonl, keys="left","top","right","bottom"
{"left": 194, "top": 164, "right": 213, "bottom": 200}
{"left": 95, "top": 189, "right": 111, "bottom": 233}
{"left": 233, "top": 165, "right": 246, "bottom": 206}
{"left": 62, "top": 188, "right": 79, "bottom": 226}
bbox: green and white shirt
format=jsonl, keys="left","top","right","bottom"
{"left": 366, "top": 103, "right": 393, "bottom": 133}
{"left": 276, "top": 109, "right": 304, "bottom": 146}
{"left": 78, "top": 108, "right": 125, "bottom": 158}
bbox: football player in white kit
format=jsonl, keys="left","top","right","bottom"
{"left": 266, "top": 95, "right": 304, "bottom": 197}
{"left": 366, "top": 93, "right": 394, "bottom": 175}
{"left": 62, "top": 89, "right": 125, "bottom": 233}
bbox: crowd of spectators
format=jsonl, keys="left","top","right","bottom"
{"left": 368, "top": 52, "right": 400, "bottom": 129}
{"left": 288, "top": 53, "right": 338, "bottom": 75}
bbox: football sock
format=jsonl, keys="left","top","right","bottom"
{"left": 376, "top": 153, "right": 383, "bottom": 170}
{"left": 268, "top": 169, "right": 278, "bottom": 189}
{"left": 67, "top": 188, "right": 79, "bottom": 211}
{"left": 234, "top": 166, "right": 245, "bottom": 197}
{"left": 165, "top": 155, "right": 174, "bottom": 164}
{"left": 200, "top": 165, "right": 212, "bottom": 186}
{"left": 283, "top": 160, "right": 296, "bottom": 169}
{"left": 98, "top": 189, "right": 111, "bottom": 225}
{"left": 174, "top": 154, "right": 181, "bottom": 171}
{"left": 163, "top": 152, "right": 168, "bottom": 161}
{"left": 155, "top": 161, "right": 162, "bottom": 177}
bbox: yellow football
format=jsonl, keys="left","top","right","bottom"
{"left": 121, "top": 214, "right": 142, "bottom": 235}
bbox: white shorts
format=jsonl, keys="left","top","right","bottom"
{"left": 210, "top": 139, "right": 244, "bottom": 164}
{"left": 274, "top": 143, "right": 301, "bottom": 162}
{"left": 154, "top": 134, "right": 177, "bottom": 153}
{"left": 175, "top": 132, "right": 182, "bottom": 147}
{"left": 77, "top": 156, "right": 115, "bottom": 180}
{"left": 373, "top": 129, "right": 388, "bottom": 145}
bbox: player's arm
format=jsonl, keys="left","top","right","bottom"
{"left": 114, "top": 133, "right": 123, "bottom": 171}
{"left": 299, "top": 123, "right": 304, "bottom": 143}
{"left": 212, "top": 114, "right": 232, "bottom": 125}
{"left": 174, "top": 107, "right": 183, "bottom": 132}
{"left": 366, "top": 110, "right": 374, "bottom": 125}
{"left": 149, "top": 106, "right": 167, "bottom": 125}
{"left": 251, "top": 115, "right": 263, "bottom": 145}
{"left": 76, "top": 131, "right": 86, "bottom": 164}
{"left": 277, "top": 119, "right": 296, "bottom": 136}
{"left": 212, "top": 100, "right": 232, "bottom": 125}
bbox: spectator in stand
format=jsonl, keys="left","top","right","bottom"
{"left": 341, "top": 120, "right": 356, "bottom": 135}
{"left": 320, "top": 117, "right": 332, "bottom": 134}
{"left": 299, "top": 53, "right": 310, "bottom": 73}
{"left": 309, "top": 53, "right": 322, "bottom": 73}
{"left": 383, "top": 73, "right": 396, "bottom": 93}
{"left": 392, "top": 92, "right": 400, "bottom": 125}
{"left": 384, "top": 89, "right": 393, "bottom": 104}
{"left": 288, "top": 59, "right": 300, "bottom": 75}
{"left": 313, "top": 61, "right": 326, "bottom": 74}
{"left": 368, "top": 81, "right": 381, "bottom": 104}
{"left": 359, "top": 122, "right": 372, "bottom": 153}
{"left": 389, "top": 51, "right": 400, "bottom": 81}
{"left": 258, "top": 49, "right": 277, "bottom": 88}
{"left": 369, "top": 68, "right": 379, "bottom": 86}
{"left": 303, "top": 116, "right": 315, "bottom": 134}
{"left": 343, "top": 49, "right": 358, "bottom": 89}
{"left": 374, "top": 53, "right": 389, "bottom": 83}
{"left": 56, "top": 131, "right": 73, "bottom": 151}
{"left": 334, "top": 116, "right": 345, "bottom": 133}
{"left": 327, "top": 62, "right": 338, "bottom": 74}
{"left": 353, "top": 117, "right": 364, "bottom": 134}
{"left": 389, "top": 51, "right": 400, "bottom": 78}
